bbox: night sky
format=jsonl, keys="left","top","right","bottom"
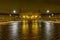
{"left": 0, "top": 0, "right": 60, "bottom": 13}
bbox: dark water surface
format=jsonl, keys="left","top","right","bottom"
{"left": 0, "top": 21, "right": 60, "bottom": 40}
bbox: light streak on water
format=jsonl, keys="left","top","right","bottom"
{"left": 0, "top": 20, "right": 56, "bottom": 40}
{"left": 9, "top": 21, "right": 19, "bottom": 40}
{"left": 44, "top": 21, "right": 54, "bottom": 40}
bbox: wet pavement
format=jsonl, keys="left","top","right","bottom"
{"left": 0, "top": 21, "right": 60, "bottom": 40}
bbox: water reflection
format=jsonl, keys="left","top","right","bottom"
{"left": 32, "top": 20, "right": 39, "bottom": 40}
{"left": 41, "top": 21, "right": 54, "bottom": 40}
{"left": 21, "top": 19, "right": 39, "bottom": 40}
{"left": 0, "top": 20, "right": 58, "bottom": 40}
{"left": 9, "top": 22, "right": 19, "bottom": 40}
{"left": 22, "top": 20, "right": 29, "bottom": 40}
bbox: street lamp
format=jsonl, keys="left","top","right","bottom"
{"left": 46, "top": 10, "right": 50, "bottom": 13}
{"left": 13, "top": 10, "right": 16, "bottom": 14}
{"left": 13, "top": 10, "right": 17, "bottom": 21}
{"left": 46, "top": 10, "right": 51, "bottom": 20}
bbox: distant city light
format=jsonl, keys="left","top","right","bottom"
{"left": 26, "top": 15, "right": 29, "bottom": 19}
{"left": 46, "top": 10, "right": 50, "bottom": 13}
{"left": 13, "top": 10, "right": 16, "bottom": 13}
{"left": 9, "top": 14, "right": 11, "bottom": 16}
{"left": 35, "top": 15, "right": 38, "bottom": 18}
{"left": 39, "top": 16, "right": 41, "bottom": 18}
{"left": 49, "top": 16, "right": 51, "bottom": 18}
{"left": 31, "top": 16, "right": 34, "bottom": 19}
{"left": 23, "top": 15, "right": 25, "bottom": 18}
{"left": 52, "top": 14, "right": 54, "bottom": 16}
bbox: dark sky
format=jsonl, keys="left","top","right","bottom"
{"left": 0, "top": 0, "right": 60, "bottom": 13}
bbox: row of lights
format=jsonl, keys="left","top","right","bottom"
{"left": 22, "top": 15, "right": 38, "bottom": 19}
{"left": 11, "top": 10, "right": 54, "bottom": 16}
{"left": 21, "top": 15, "right": 54, "bottom": 19}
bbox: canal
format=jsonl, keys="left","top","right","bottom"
{"left": 0, "top": 20, "right": 60, "bottom": 40}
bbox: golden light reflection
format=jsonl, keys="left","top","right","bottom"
{"left": 32, "top": 20, "right": 39, "bottom": 37}
{"left": 22, "top": 20, "right": 29, "bottom": 37}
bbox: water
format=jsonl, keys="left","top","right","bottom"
{"left": 0, "top": 21, "right": 60, "bottom": 40}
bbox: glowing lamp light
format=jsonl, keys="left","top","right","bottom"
{"left": 26, "top": 15, "right": 29, "bottom": 19}
{"left": 39, "top": 16, "right": 41, "bottom": 18}
{"left": 9, "top": 14, "right": 11, "bottom": 16}
{"left": 52, "top": 14, "right": 54, "bottom": 16}
{"left": 35, "top": 15, "right": 38, "bottom": 18}
{"left": 13, "top": 10, "right": 16, "bottom": 13}
{"left": 46, "top": 10, "right": 50, "bottom": 13}
{"left": 31, "top": 16, "right": 34, "bottom": 19}
{"left": 23, "top": 16, "right": 25, "bottom": 18}
{"left": 49, "top": 16, "right": 51, "bottom": 18}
